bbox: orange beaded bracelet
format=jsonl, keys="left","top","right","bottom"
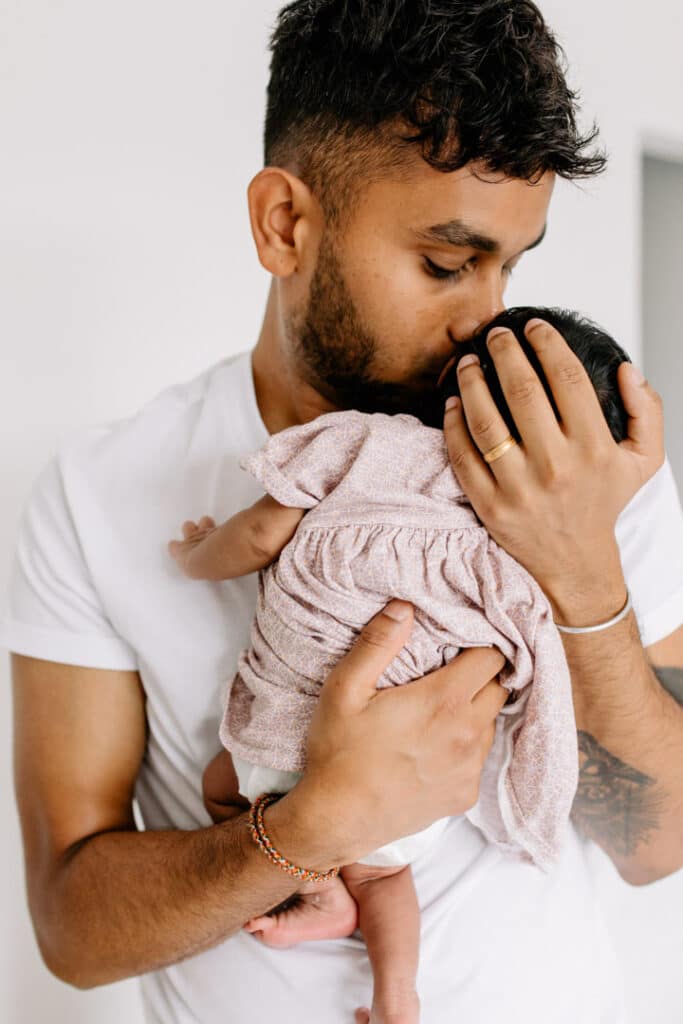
{"left": 247, "top": 793, "right": 341, "bottom": 883}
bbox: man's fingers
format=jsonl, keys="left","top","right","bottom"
{"left": 617, "top": 361, "right": 665, "bottom": 465}
{"left": 320, "top": 601, "right": 415, "bottom": 711}
{"left": 443, "top": 396, "right": 498, "bottom": 504}
{"left": 523, "top": 319, "right": 608, "bottom": 446}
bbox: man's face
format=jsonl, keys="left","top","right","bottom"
{"left": 286, "top": 158, "right": 554, "bottom": 424}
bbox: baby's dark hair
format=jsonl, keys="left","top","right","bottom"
{"left": 265, "top": 1, "right": 606, "bottom": 224}
{"left": 438, "top": 307, "right": 631, "bottom": 443}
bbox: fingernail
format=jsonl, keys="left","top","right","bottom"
{"left": 445, "top": 396, "right": 460, "bottom": 412}
{"left": 526, "top": 318, "right": 546, "bottom": 332}
{"left": 630, "top": 364, "right": 645, "bottom": 386}
{"left": 458, "top": 354, "right": 480, "bottom": 371}
{"left": 487, "top": 327, "right": 509, "bottom": 345}
{"left": 384, "top": 600, "right": 412, "bottom": 622}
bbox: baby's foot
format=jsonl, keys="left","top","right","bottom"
{"left": 355, "top": 990, "right": 420, "bottom": 1024}
{"left": 244, "top": 875, "right": 358, "bottom": 949}
{"left": 354, "top": 1013, "right": 419, "bottom": 1024}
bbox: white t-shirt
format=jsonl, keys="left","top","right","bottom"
{"left": 4, "top": 350, "right": 683, "bottom": 1024}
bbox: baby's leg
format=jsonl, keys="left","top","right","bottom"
{"left": 202, "top": 748, "right": 251, "bottom": 823}
{"left": 203, "top": 750, "right": 358, "bottom": 946}
{"left": 342, "top": 863, "right": 420, "bottom": 1024}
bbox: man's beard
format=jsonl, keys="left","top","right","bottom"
{"left": 286, "top": 235, "right": 448, "bottom": 428}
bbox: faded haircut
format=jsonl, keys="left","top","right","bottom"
{"left": 264, "top": 0, "right": 607, "bottom": 224}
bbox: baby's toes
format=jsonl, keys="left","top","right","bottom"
{"left": 243, "top": 914, "right": 295, "bottom": 950}
{"left": 182, "top": 520, "right": 200, "bottom": 540}
{"left": 366, "top": 993, "right": 421, "bottom": 1024}
{"left": 243, "top": 914, "right": 274, "bottom": 937}
{"left": 354, "top": 1011, "right": 418, "bottom": 1024}
{"left": 198, "top": 515, "right": 216, "bottom": 530}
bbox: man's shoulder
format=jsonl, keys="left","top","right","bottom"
{"left": 56, "top": 350, "right": 260, "bottom": 483}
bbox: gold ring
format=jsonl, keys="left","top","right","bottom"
{"left": 483, "top": 436, "right": 518, "bottom": 464}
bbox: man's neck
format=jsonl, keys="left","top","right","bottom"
{"left": 251, "top": 284, "right": 338, "bottom": 435}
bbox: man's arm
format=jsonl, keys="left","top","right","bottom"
{"left": 13, "top": 604, "right": 507, "bottom": 989}
{"left": 12, "top": 656, "right": 307, "bottom": 988}
{"left": 552, "top": 600, "right": 683, "bottom": 886}
{"left": 567, "top": 622, "right": 683, "bottom": 884}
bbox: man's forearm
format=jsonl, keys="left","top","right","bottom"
{"left": 555, "top": 591, "right": 683, "bottom": 885}
{"left": 40, "top": 814, "right": 303, "bottom": 988}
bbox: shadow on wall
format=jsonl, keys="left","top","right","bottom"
{"left": 642, "top": 151, "right": 683, "bottom": 491}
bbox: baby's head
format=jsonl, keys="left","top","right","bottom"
{"left": 434, "top": 306, "right": 631, "bottom": 443}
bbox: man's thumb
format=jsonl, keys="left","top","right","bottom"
{"left": 618, "top": 361, "right": 664, "bottom": 463}
{"left": 321, "top": 600, "right": 414, "bottom": 711}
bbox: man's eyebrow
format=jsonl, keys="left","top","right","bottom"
{"left": 414, "top": 220, "right": 547, "bottom": 254}
{"left": 415, "top": 220, "right": 499, "bottom": 252}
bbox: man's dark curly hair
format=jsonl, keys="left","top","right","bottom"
{"left": 265, "top": 0, "right": 606, "bottom": 222}
{"left": 438, "top": 307, "right": 630, "bottom": 442}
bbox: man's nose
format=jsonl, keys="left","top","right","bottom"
{"left": 449, "top": 276, "right": 506, "bottom": 344}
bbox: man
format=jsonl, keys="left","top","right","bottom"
{"left": 5, "top": 2, "right": 683, "bottom": 1022}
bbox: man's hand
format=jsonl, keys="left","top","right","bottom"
{"left": 267, "top": 601, "right": 507, "bottom": 870}
{"left": 443, "top": 318, "right": 665, "bottom": 622}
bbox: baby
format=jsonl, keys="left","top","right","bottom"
{"left": 169, "top": 307, "right": 630, "bottom": 1024}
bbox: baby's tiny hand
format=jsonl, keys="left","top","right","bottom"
{"left": 168, "top": 517, "right": 217, "bottom": 578}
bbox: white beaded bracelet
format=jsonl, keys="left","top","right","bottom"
{"left": 554, "top": 590, "right": 633, "bottom": 635}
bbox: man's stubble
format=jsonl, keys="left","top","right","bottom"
{"left": 285, "top": 233, "right": 449, "bottom": 428}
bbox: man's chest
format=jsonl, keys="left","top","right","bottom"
{"left": 83, "top": 457, "right": 265, "bottom": 769}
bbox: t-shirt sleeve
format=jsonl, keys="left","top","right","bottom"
{"left": 0, "top": 457, "right": 138, "bottom": 670}
{"left": 239, "top": 411, "right": 370, "bottom": 508}
{"left": 616, "top": 455, "right": 683, "bottom": 648}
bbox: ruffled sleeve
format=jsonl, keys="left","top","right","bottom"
{"left": 240, "top": 410, "right": 370, "bottom": 508}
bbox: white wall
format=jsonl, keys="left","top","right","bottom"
{"left": 1, "top": 2, "right": 682, "bottom": 1022}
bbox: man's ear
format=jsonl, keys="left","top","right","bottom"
{"left": 247, "top": 167, "right": 323, "bottom": 277}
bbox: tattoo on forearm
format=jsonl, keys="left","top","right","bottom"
{"left": 571, "top": 731, "right": 666, "bottom": 856}
{"left": 651, "top": 665, "right": 683, "bottom": 706}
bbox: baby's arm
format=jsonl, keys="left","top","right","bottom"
{"left": 168, "top": 495, "right": 305, "bottom": 581}
{"left": 342, "top": 862, "right": 421, "bottom": 1024}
